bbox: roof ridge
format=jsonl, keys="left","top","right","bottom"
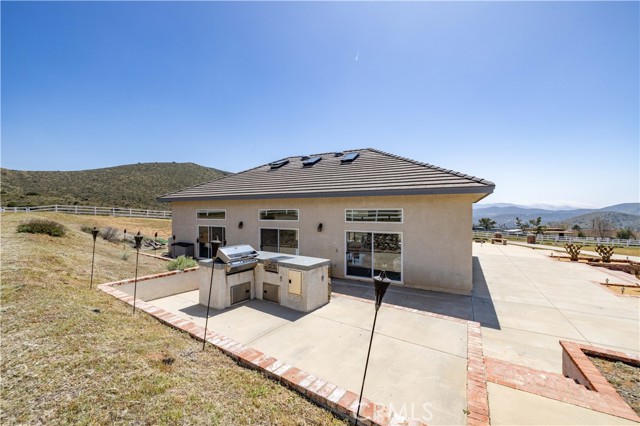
{"left": 366, "top": 147, "right": 494, "bottom": 185}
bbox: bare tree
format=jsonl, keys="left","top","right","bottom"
{"left": 591, "top": 217, "right": 612, "bottom": 238}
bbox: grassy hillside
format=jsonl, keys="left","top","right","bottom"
{"left": 1, "top": 162, "right": 229, "bottom": 210}
{"left": 0, "top": 212, "right": 344, "bottom": 425}
{"left": 565, "top": 211, "right": 640, "bottom": 231}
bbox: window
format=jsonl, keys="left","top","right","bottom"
{"left": 259, "top": 209, "right": 299, "bottom": 221}
{"left": 197, "top": 209, "right": 226, "bottom": 220}
{"left": 346, "top": 209, "right": 402, "bottom": 223}
{"left": 346, "top": 231, "right": 402, "bottom": 282}
{"left": 260, "top": 228, "right": 298, "bottom": 255}
{"left": 198, "top": 226, "right": 226, "bottom": 258}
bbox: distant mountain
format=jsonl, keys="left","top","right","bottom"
{"left": 599, "top": 203, "right": 640, "bottom": 216}
{"left": 1, "top": 163, "right": 230, "bottom": 210}
{"left": 566, "top": 211, "right": 640, "bottom": 231}
{"left": 473, "top": 203, "right": 640, "bottom": 230}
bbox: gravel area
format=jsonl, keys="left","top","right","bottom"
{"left": 588, "top": 356, "right": 640, "bottom": 416}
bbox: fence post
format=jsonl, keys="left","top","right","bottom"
{"left": 129, "top": 208, "right": 132, "bottom": 216}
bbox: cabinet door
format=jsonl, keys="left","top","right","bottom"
{"left": 231, "top": 282, "right": 251, "bottom": 305}
{"left": 263, "top": 283, "right": 279, "bottom": 303}
{"left": 288, "top": 270, "right": 302, "bottom": 295}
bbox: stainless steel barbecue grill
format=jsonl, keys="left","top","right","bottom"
{"left": 216, "top": 244, "right": 259, "bottom": 274}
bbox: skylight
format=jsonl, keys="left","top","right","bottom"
{"left": 340, "top": 152, "right": 359, "bottom": 163}
{"left": 302, "top": 156, "right": 322, "bottom": 167}
{"left": 269, "top": 159, "right": 289, "bottom": 169}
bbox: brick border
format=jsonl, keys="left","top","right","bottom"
{"left": 484, "top": 342, "right": 640, "bottom": 423}
{"left": 102, "top": 267, "right": 199, "bottom": 287}
{"left": 98, "top": 276, "right": 428, "bottom": 426}
{"left": 560, "top": 340, "right": 640, "bottom": 422}
{"left": 598, "top": 283, "right": 640, "bottom": 298}
{"left": 466, "top": 322, "right": 489, "bottom": 426}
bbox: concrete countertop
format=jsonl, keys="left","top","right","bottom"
{"left": 257, "top": 251, "right": 331, "bottom": 271}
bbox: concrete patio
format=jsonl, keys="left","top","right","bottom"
{"left": 117, "top": 243, "right": 639, "bottom": 425}
{"left": 151, "top": 289, "right": 469, "bottom": 425}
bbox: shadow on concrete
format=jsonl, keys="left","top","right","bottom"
{"left": 180, "top": 298, "right": 305, "bottom": 322}
{"left": 471, "top": 256, "right": 500, "bottom": 330}
{"left": 330, "top": 256, "right": 500, "bottom": 329}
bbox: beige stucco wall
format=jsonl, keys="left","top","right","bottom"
{"left": 169, "top": 193, "right": 478, "bottom": 294}
{"left": 117, "top": 268, "right": 199, "bottom": 301}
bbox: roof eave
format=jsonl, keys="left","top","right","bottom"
{"left": 158, "top": 185, "right": 495, "bottom": 203}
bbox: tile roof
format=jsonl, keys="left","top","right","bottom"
{"left": 158, "top": 148, "right": 495, "bottom": 202}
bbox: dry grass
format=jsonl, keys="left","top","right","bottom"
{"left": 588, "top": 356, "right": 640, "bottom": 416}
{"left": 602, "top": 285, "right": 640, "bottom": 297}
{"left": 1, "top": 212, "right": 345, "bottom": 426}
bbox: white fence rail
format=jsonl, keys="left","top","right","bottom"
{"left": 472, "top": 230, "right": 640, "bottom": 247}
{"left": 1, "top": 204, "right": 171, "bottom": 219}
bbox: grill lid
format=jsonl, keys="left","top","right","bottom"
{"left": 217, "top": 244, "right": 259, "bottom": 264}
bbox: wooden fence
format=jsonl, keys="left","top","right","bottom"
{"left": 472, "top": 230, "right": 640, "bottom": 247}
{"left": 1, "top": 205, "right": 171, "bottom": 219}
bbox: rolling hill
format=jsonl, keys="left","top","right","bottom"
{"left": 473, "top": 203, "right": 640, "bottom": 230}
{"left": 0, "top": 163, "right": 230, "bottom": 210}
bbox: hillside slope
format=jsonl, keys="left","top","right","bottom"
{"left": 0, "top": 163, "right": 229, "bottom": 210}
{"left": 473, "top": 203, "right": 640, "bottom": 230}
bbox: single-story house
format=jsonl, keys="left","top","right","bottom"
{"left": 158, "top": 148, "right": 494, "bottom": 295}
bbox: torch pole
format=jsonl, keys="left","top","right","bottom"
{"left": 133, "top": 247, "right": 140, "bottom": 314}
{"left": 355, "top": 270, "right": 390, "bottom": 425}
{"left": 90, "top": 227, "right": 99, "bottom": 289}
{"left": 355, "top": 305, "right": 380, "bottom": 424}
{"left": 132, "top": 232, "right": 143, "bottom": 314}
{"left": 203, "top": 260, "right": 215, "bottom": 350}
{"left": 203, "top": 239, "right": 221, "bottom": 351}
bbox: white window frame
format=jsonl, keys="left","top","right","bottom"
{"left": 344, "top": 230, "right": 403, "bottom": 284}
{"left": 344, "top": 208, "right": 403, "bottom": 224}
{"left": 258, "top": 209, "right": 300, "bottom": 222}
{"left": 259, "top": 227, "right": 300, "bottom": 255}
{"left": 196, "top": 209, "right": 227, "bottom": 220}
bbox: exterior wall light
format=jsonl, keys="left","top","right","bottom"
{"left": 238, "top": 221, "right": 243, "bottom": 229}
{"left": 132, "top": 231, "right": 144, "bottom": 314}
{"left": 203, "top": 239, "right": 222, "bottom": 351}
{"left": 90, "top": 227, "right": 99, "bottom": 289}
{"left": 356, "top": 271, "right": 391, "bottom": 424}
{"left": 317, "top": 223, "right": 323, "bottom": 232}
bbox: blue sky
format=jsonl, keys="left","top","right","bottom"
{"left": 2, "top": 1, "right": 638, "bottom": 208}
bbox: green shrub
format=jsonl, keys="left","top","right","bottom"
{"left": 100, "top": 227, "right": 120, "bottom": 243}
{"left": 616, "top": 228, "right": 636, "bottom": 240}
{"left": 80, "top": 225, "right": 94, "bottom": 234}
{"left": 17, "top": 219, "right": 66, "bottom": 237}
{"left": 167, "top": 256, "right": 198, "bottom": 271}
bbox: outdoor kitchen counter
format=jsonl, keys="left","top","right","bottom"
{"left": 255, "top": 252, "right": 331, "bottom": 312}
{"left": 256, "top": 252, "right": 331, "bottom": 271}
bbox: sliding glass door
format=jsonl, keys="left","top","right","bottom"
{"left": 346, "top": 231, "right": 402, "bottom": 281}
{"left": 198, "top": 226, "right": 226, "bottom": 258}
